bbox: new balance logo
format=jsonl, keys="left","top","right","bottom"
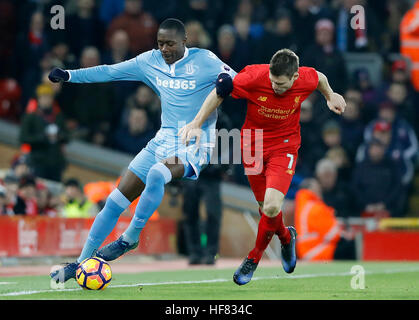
{"left": 156, "top": 76, "right": 196, "bottom": 90}
{"left": 257, "top": 96, "right": 268, "bottom": 102}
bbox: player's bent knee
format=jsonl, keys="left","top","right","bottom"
{"left": 146, "top": 163, "right": 172, "bottom": 190}
{"left": 262, "top": 188, "right": 284, "bottom": 217}
{"left": 262, "top": 204, "right": 281, "bottom": 218}
{"left": 145, "top": 170, "right": 165, "bottom": 192}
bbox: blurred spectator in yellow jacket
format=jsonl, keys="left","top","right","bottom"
{"left": 61, "top": 178, "right": 98, "bottom": 218}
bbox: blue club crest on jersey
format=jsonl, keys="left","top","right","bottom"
{"left": 185, "top": 62, "right": 199, "bottom": 75}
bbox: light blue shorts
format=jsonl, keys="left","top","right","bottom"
{"left": 128, "top": 128, "right": 214, "bottom": 183}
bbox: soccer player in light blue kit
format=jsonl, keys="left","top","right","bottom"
{"left": 50, "top": 18, "right": 236, "bottom": 283}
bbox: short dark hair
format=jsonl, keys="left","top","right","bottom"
{"left": 64, "top": 178, "right": 82, "bottom": 190}
{"left": 159, "top": 18, "right": 186, "bottom": 38}
{"left": 269, "top": 48, "right": 299, "bottom": 78}
{"left": 19, "top": 175, "right": 36, "bottom": 188}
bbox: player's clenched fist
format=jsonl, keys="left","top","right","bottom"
{"left": 48, "top": 67, "right": 70, "bottom": 83}
{"left": 326, "top": 92, "right": 346, "bottom": 115}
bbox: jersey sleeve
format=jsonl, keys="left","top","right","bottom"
{"left": 67, "top": 51, "right": 150, "bottom": 83}
{"left": 204, "top": 50, "right": 237, "bottom": 80}
{"left": 231, "top": 65, "right": 254, "bottom": 100}
{"left": 300, "top": 67, "right": 319, "bottom": 92}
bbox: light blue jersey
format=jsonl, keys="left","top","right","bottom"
{"left": 67, "top": 47, "right": 236, "bottom": 182}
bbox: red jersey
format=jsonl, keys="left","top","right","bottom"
{"left": 231, "top": 64, "right": 319, "bottom": 151}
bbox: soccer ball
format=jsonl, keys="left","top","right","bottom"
{"left": 76, "top": 257, "right": 112, "bottom": 290}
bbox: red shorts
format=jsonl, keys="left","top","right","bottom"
{"left": 243, "top": 147, "right": 299, "bottom": 202}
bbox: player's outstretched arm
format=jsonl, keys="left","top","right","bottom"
{"left": 316, "top": 71, "right": 346, "bottom": 115}
{"left": 48, "top": 56, "right": 144, "bottom": 84}
{"left": 178, "top": 88, "right": 223, "bottom": 145}
{"left": 178, "top": 73, "right": 232, "bottom": 145}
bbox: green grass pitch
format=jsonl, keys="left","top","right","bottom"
{"left": 1, "top": 261, "right": 419, "bottom": 300}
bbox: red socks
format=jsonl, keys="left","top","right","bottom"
{"left": 248, "top": 209, "right": 291, "bottom": 263}
{"left": 275, "top": 211, "right": 291, "bottom": 245}
{"left": 248, "top": 213, "right": 276, "bottom": 263}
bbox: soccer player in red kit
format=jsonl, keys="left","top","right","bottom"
{"left": 179, "top": 49, "right": 346, "bottom": 285}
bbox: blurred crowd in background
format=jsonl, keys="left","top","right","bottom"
{"left": 0, "top": 0, "right": 418, "bottom": 220}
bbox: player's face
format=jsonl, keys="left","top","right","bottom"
{"left": 269, "top": 72, "right": 299, "bottom": 95}
{"left": 157, "top": 28, "right": 186, "bottom": 65}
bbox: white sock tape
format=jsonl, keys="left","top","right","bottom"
{"left": 152, "top": 162, "right": 173, "bottom": 184}
{"left": 109, "top": 188, "right": 131, "bottom": 209}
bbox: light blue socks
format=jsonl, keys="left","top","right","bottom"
{"left": 122, "top": 162, "right": 172, "bottom": 244}
{"left": 77, "top": 189, "right": 131, "bottom": 263}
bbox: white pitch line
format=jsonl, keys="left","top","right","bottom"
{"left": 1, "top": 267, "right": 419, "bottom": 297}
{"left": 0, "top": 282, "right": 17, "bottom": 285}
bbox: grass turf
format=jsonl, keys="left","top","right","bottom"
{"left": 1, "top": 261, "right": 419, "bottom": 300}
